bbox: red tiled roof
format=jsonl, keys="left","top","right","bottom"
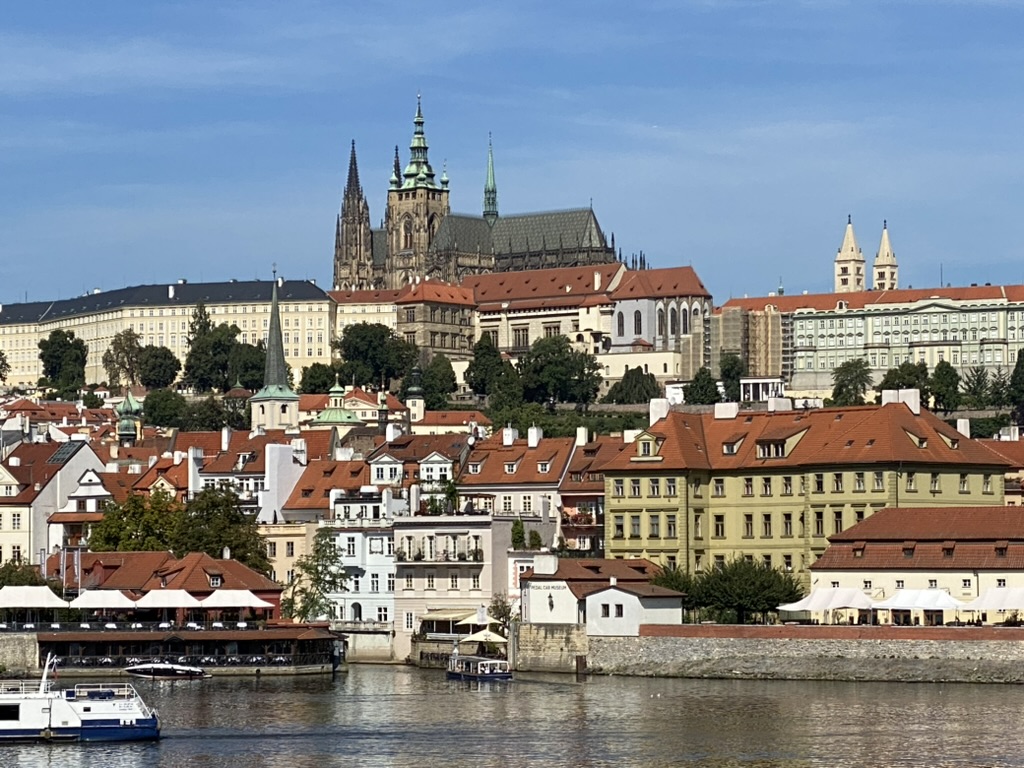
{"left": 283, "top": 460, "right": 369, "bottom": 511}
{"left": 100, "top": 472, "right": 136, "bottom": 504}
{"left": 299, "top": 394, "right": 329, "bottom": 413}
{"left": 719, "top": 284, "right": 1017, "bottom": 314}
{"left": 458, "top": 436, "right": 576, "bottom": 487}
{"left": 463, "top": 263, "right": 625, "bottom": 309}
{"left": 1, "top": 442, "right": 88, "bottom": 504}
{"left": 145, "top": 551, "right": 280, "bottom": 594}
{"left": 827, "top": 506, "right": 1024, "bottom": 542}
{"left": 559, "top": 436, "right": 629, "bottom": 494}
{"left": 610, "top": 267, "right": 710, "bottom": 300}
{"left": 415, "top": 410, "right": 492, "bottom": 427}
{"left": 395, "top": 281, "right": 475, "bottom": 306}
{"left": 523, "top": 557, "right": 660, "bottom": 583}
{"left": 369, "top": 433, "right": 470, "bottom": 464}
{"left": 344, "top": 388, "right": 408, "bottom": 412}
{"left": 979, "top": 439, "right": 1024, "bottom": 469}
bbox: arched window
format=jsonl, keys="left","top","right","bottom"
{"left": 402, "top": 219, "right": 413, "bottom": 249}
{"left": 634, "top": 310, "right": 642, "bottom": 337}
{"left": 670, "top": 309, "right": 678, "bottom": 336}
{"left": 682, "top": 311, "right": 689, "bottom": 335}
{"left": 657, "top": 309, "right": 666, "bottom": 337}
{"left": 616, "top": 312, "right": 625, "bottom": 337}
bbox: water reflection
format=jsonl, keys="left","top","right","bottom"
{"left": 6, "top": 669, "right": 1024, "bottom": 767}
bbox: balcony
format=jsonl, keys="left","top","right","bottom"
{"left": 395, "top": 549, "right": 483, "bottom": 564}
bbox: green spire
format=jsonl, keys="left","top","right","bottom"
{"left": 251, "top": 273, "right": 298, "bottom": 403}
{"left": 402, "top": 94, "right": 438, "bottom": 189}
{"left": 483, "top": 133, "right": 498, "bottom": 225}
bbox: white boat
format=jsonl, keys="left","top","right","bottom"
{"left": 446, "top": 647, "right": 512, "bottom": 682}
{"left": 124, "top": 662, "right": 210, "bottom": 680}
{"left": 0, "top": 655, "right": 160, "bottom": 742}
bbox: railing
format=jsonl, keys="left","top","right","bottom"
{"left": 331, "top": 620, "right": 392, "bottom": 632}
{"left": 2, "top": 620, "right": 264, "bottom": 633}
{"left": 48, "top": 653, "right": 332, "bottom": 669}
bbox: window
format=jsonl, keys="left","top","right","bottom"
{"left": 782, "top": 476, "right": 793, "bottom": 495}
{"left": 377, "top": 607, "right": 389, "bottom": 622}
{"left": 513, "top": 327, "right": 529, "bottom": 348}
{"left": 371, "top": 574, "right": 379, "bottom": 593}
{"left": 387, "top": 573, "right": 395, "bottom": 592}
{"left": 998, "top": 579, "right": 1007, "bottom": 588}
{"left": 831, "top": 581, "right": 840, "bottom": 589}
{"left": 426, "top": 574, "right": 435, "bottom": 590}
{"left": 833, "top": 509, "right": 843, "bottom": 534}
{"left": 743, "top": 477, "right": 753, "bottom": 496}
{"left": 472, "top": 574, "right": 481, "bottom": 590}
{"left": 404, "top": 574, "right": 413, "bottom": 590}
{"left": 666, "top": 514, "right": 677, "bottom": 538}
{"left": 962, "top": 578, "right": 972, "bottom": 590}
{"left": 502, "top": 496, "right": 513, "bottom": 513}
{"left": 352, "top": 575, "right": 361, "bottom": 592}
{"left": 783, "top": 554, "right": 792, "bottom": 572}
{"left": 713, "top": 479, "right": 725, "bottom": 497}
{"left": 762, "top": 478, "right": 772, "bottom": 496}
{"left": 11, "top": 513, "right": 20, "bottom": 531}
{"left": 649, "top": 479, "right": 660, "bottom": 497}
{"left": 693, "top": 512, "right": 703, "bottom": 539}
{"left": 895, "top": 579, "right": 904, "bottom": 590}
{"left": 743, "top": 514, "right": 754, "bottom": 538}
{"left": 714, "top": 514, "right": 725, "bottom": 537}
{"left": 634, "top": 310, "right": 642, "bottom": 336}
{"left": 522, "top": 496, "right": 532, "bottom": 514}
{"left": 614, "top": 516, "right": 624, "bottom": 538}
{"left": 783, "top": 513, "right": 793, "bottom": 537}
{"left": 873, "top": 471, "right": 884, "bottom": 491}
{"left": 667, "top": 479, "right": 677, "bottom": 497}
{"left": 538, "top": 462, "right": 550, "bottom": 474}
{"left": 959, "top": 474, "right": 969, "bottom": 492}
{"left": 832, "top": 473, "right": 843, "bottom": 492}
{"left": 504, "top": 462, "right": 516, "bottom": 474}
{"left": 984, "top": 474, "right": 993, "bottom": 493}
{"left": 613, "top": 480, "right": 624, "bottom": 497}
{"left": 905, "top": 472, "right": 916, "bottom": 491}
{"left": 630, "top": 515, "right": 641, "bottom": 538}
{"left": 928, "top": 579, "right": 937, "bottom": 589}
{"left": 267, "top": 542, "right": 277, "bottom": 557}
{"left": 601, "top": 603, "right": 610, "bottom": 618}
{"left": 640, "top": 441, "right": 652, "bottom": 456}
{"left": 630, "top": 479, "right": 641, "bottom": 497}
{"left": 814, "top": 511, "right": 824, "bottom": 536}
{"left": 616, "top": 312, "right": 624, "bottom": 337}
{"left": 854, "top": 472, "right": 864, "bottom": 492}
{"left": 863, "top": 580, "right": 872, "bottom": 590}
{"left": 346, "top": 537, "right": 355, "bottom": 557}
{"left": 405, "top": 612, "right": 414, "bottom": 630}
{"left": 649, "top": 514, "right": 660, "bottom": 538}
{"left": 930, "top": 473, "right": 940, "bottom": 492}
{"left": 814, "top": 474, "right": 824, "bottom": 493}
{"left": 762, "top": 514, "right": 772, "bottom": 538}
{"left": 615, "top": 604, "right": 624, "bottom": 618}
{"left": 286, "top": 541, "right": 295, "bottom": 557}
{"left": 450, "top": 573, "right": 459, "bottom": 590}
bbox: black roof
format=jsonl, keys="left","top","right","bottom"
{"left": 0, "top": 280, "right": 329, "bottom": 326}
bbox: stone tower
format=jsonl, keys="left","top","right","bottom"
{"left": 833, "top": 215, "right": 865, "bottom": 293}
{"left": 250, "top": 275, "right": 299, "bottom": 431}
{"left": 383, "top": 96, "right": 451, "bottom": 288}
{"left": 872, "top": 220, "right": 899, "bottom": 291}
{"left": 333, "top": 141, "right": 374, "bottom": 290}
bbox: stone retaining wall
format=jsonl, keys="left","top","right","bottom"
{"left": 516, "top": 624, "right": 588, "bottom": 673}
{"left": 0, "top": 634, "right": 39, "bottom": 673}
{"left": 588, "top": 625, "right": 1024, "bottom": 683}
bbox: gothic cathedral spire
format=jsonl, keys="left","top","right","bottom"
{"left": 334, "top": 140, "right": 373, "bottom": 290}
{"left": 483, "top": 133, "right": 498, "bottom": 225}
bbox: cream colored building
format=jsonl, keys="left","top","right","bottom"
{"left": 0, "top": 279, "right": 335, "bottom": 389}
{"left": 328, "top": 288, "right": 400, "bottom": 341}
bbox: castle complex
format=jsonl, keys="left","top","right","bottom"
{"left": 332, "top": 98, "right": 617, "bottom": 290}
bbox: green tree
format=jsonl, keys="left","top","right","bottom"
{"left": 510, "top": 519, "right": 526, "bottom": 550}
{"left": 960, "top": 366, "right": 990, "bottom": 409}
{"left": 184, "top": 303, "right": 239, "bottom": 392}
{"left": 138, "top": 345, "right": 181, "bottom": 389}
{"left": 179, "top": 397, "right": 229, "bottom": 431}
{"left": 929, "top": 360, "right": 961, "bottom": 413}
{"left": 0, "top": 349, "right": 9, "bottom": 384}
{"left": 651, "top": 562, "right": 699, "bottom": 612}
{"left": 170, "top": 487, "right": 270, "bottom": 574}
{"left": 465, "top": 334, "right": 504, "bottom": 397}
{"left": 830, "top": 358, "right": 873, "bottom": 406}
{"left": 518, "top": 336, "right": 601, "bottom": 406}
{"left": 603, "top": 367, "right": 661, "bottom": 404}
{"left": 143, "top": 388, "right": 187, "bottom": 428}
{"left": 0, "top": 560, "right": 48, "bottom": 587}
{"left": 281, "top": 528, "right": 346, "bottom": 621}
{"left": 89, "top": 490, "right": 182, "bottom": 552}
{"left": 990, "top": 366, "right": 1010, "bottom": 409}
{"left": 334, "top": 323, "right": 416, "bottom": 387}
{"left": 527, "top": 529, "right": 543, "bottom": 549}
{"left": 1010, "top": 352, "right": 1024, "bottom": 422}
{"left": 422, "top": 354, "right": 457, "bottom": 410}
{"left": 488, "top": 591, "right": 515, "bottom": 634}
{"left": 685, "top": 367, "right": 720, "bottom": 404}
{"left": 876, "top": 361, "right": 930, "bottom": 403}
{"left": 299, "top": 363, "right": 337, "bottom": 394}
{"left": 719, "top": 353, "right": 746, "bottom": 402}
{"left": 695, "top": 559, "right": 803, "bottom": 624}
{"left": 81, "top": 391, "right": 103, "bottom": 409}
{"left": 102, "top": 329, "right": 142, "bottom": 389}
{"left": 488, "top": 361, "right": 524, "bottom": 412}
{"left": 228, "top": 340, "right": 266, "bottom": 392}
{"left": 38, "top": 329, "right": 88, "bottom": 392}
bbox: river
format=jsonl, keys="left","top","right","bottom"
{"left": 6, "top": 665, "right": 1024, "bottom": 767}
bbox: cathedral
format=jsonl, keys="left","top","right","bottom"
{"left": 333, "top": 98, "right": 617, "bottom": 290}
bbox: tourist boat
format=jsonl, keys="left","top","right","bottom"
{"left": 446, "top": 648, "right": 512, "bottom": 682}
{"left": 0, "top": 655, "right": 160, "bottom": 742}
{"left": 124, "top": 662, "right": 211, "bottom": 680}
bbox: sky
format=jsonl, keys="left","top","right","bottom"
{"left": 3, "top": 1, "right": 1024, "bottom": 306}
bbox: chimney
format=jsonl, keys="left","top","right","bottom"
{"left": 899, "top": 389, "right": 921, "bottom": 415}
{"left": 148, "top": 455, "right": 158, "bottom": 467}
{"left": 291, "top": 438, "right": 308, "bottom": 466}
{"left": 9, "top": 457, "right": 20, "bottom": 467}
{"left": 713, "top": 402, "right": 740, "bottom": 420}
{"left": 109, "top": 444, "right": 119, "bottom": 460}
{"left": 220, "top": 426, "right": 232, "bottom": 453}
{"left": 593, "top": 270, "right": 602, "bottom": 291}
{"left": 502, "top": 426, "right": 518, "bottom": 447}
{"left": 527, "top": 425, "right": 543, "bottom": 448}
{"left": 222, "top": 546, "right": 231, "bottom": 560}
{"left": 610, "top": 576, "right": 617, "bottom": 587}
{"left": 173, "top": 451, "right": 184, "bottom": 465}
{"left": 533, "top": 552, "right": 558, "bottom": 575}
{"left": 576, "top": 426, "right": 589, "bottom": 446}
{"left": 649, "top": 398, "right": 670, "bottom": 427}
{"left": 385, "top": 422, "right": 403, "bottom": 442}
{"left": 956, "top": 418, "right": 971, "bottom": 439}
{"left": 168, "top": 284, "right": 175, "bottom": 300}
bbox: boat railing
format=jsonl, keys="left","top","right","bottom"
{"left": 70, "top": 683, "right": 154, "bottom": 719}
{"left": 0, "top": 680, "right": 49, "bottom": 695}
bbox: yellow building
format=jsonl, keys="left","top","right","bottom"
{"left": 602, "top": 394, "right": 1012, "bottom": 583}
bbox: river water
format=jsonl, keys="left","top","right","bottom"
{"left": 6, "top": 665, "right": 1024, "bottom": 768}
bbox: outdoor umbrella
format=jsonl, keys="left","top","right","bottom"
{"left": 455, "top": 612, "right": 502, "bottom": 626}
{"left": 778, "top": 587, "right": 874, "bottom": 613}
{"left": 199, "top": 590, "right": 274, "bottom": 609}
{"left": 0, "top": 585, "right": 69, "bottom": 609}
{"left": 459, "top": 628, "right": 508, "bottom": 644}
{"left": 69, "top": 590, "right": 137, "bottom": 610}
{"left": 134, "top": 590, "right": 203, "bottom": 609}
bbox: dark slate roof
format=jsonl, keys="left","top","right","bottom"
{"left": 429, "top": 209, "right": 610, "bottom": 257}
{"left": 371, "top": 230, "right": 389, "bottom": 267}
{"left": 0, "top": 280, "right": 328, "bottom": 326}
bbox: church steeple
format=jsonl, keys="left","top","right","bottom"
{"left": 872, "top": 219, "right": 899, "bottom": 291}
{"left": 345, "top": 140, "right": 361, "bottom": 198}
{"left": 483, "top": 134, "right": 498, "bottom": 225}
{"left": 250, "top": 270, "right": 299, "bottom": 431}
{"left": 334, "top": 140, "right": 373, "bottom": 290}
{"left": 390, "top": 145, "right": 401, "bottom": 190}
{"left": 833, "top": 215, "right": 865, "bottom": 293}
{"left": 402, "top": 95, "right": 438, "bottom": 189}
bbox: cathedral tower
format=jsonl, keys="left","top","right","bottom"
{"left": 333, "top": 141, "right": 374, "bottom": 290}
{"left": 872, "top": 220, "right": 899, "bottom": 291}
{"left": 833, "top": 215, "right": 865, "bottom": 293}
{"left": 383, "top": 96, "right": 451, "bottom": 288}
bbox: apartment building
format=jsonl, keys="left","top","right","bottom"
{"left": 602, "top": 392, "right": 1013, "bottom": 582}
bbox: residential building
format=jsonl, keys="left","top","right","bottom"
{"left": 409, "top": 410, "right": 491, "bottom": 437}
{"left": 557, "top": 429, "right": 626, "bottom": 556}
{"left": 812, "top": 506, "right": 1024, "bottom": 623}
{"left": 328, "top": 288, "right": 401, "bottom": 337}
{"left": 394, "top": 281, "right": 476, "bottom": 363}
{"left": 602, "top": 392, "right": 1012, "bottom": 583}
{"left": 0, "top": 279, "right": 334, "bottom": 388}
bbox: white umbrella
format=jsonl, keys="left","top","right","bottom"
{"left": 134, "top": 589, "right": 202, "bottom": 609}
{"left": 872, "top": 589, "right": 965, "bottom": 611}
{"left": 0, "top": 586, "right": 69, "bottom": 609}
{"left": 69, "top": 590, "right": 137, "bottom": 610}
{"left": 962, "top": 587, "right": 1024, "bottom": 612}
{"left": 460, "top": 628, "right": 507, "bottom": 644}
{"left": 455, "top": 612, "right": 501, "bottom": 626}
{"left": 778, "top": 587, "right": 874, "bottom": 613}
{"left": 199, "top": 589, "right": 274, "bottom": 609}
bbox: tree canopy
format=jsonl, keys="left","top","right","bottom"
{"left": 685, "top": 367, "right": 720, "bottom": 404}
{"left": 877, "top": 361, "right": 931, "bottom": 403}
{"left": 334, "top": 322, "right": 416, "bottom": 388}
{"left": 464, "top": 334, "right": 504, "bottom": 397}
{"left": 89, "top": 490, "right": 182, "bottom": 552}
{"left": 719, "top": 353, "right": 746, "bottom": 403}
{"left": 183, "top": 304, "right": 241, "bottom": 393}
{"left": 143, "top": 388, "right": 187, "bottom": 428}
{"left": 171, "top": 487, "right": 270, "bottom": 574}
{"left": 422, "top": 354, "right": 457, "bottom": 410}
{"left": 299, "top": 363, "right": 337, "bottom": 394}
{"left": 695, "top": 559, "right": 803, "bottom": 623}
{"left": 929, "top": 360, "right": 961, "bottom": 413}
{"left": 281, "top": 528, "right": 346, "bottom": 621}
{"left": 517, "top": 336, "right": 602, "bottom": 406}
{"left": 487, "top": 361, "right": 524, "bottom": 413}
{"left": 138, "top": 345, "right": 181, "bottom": 390}
{"left": 603, "top": 367, "right": 661, "bottom": 404}
{"left": 227, "top": 341, "right": 266, "bottom": 392}
{"left": 39, "top": 329, "right": 88, "bottom": 393}
{"left": 830, "top": 358, "right": 873, "bottom": 406}
{"left": 960, "top": 366, "right": 990, "bottom": 409}
{"left": 0, "top": 349, "right": 9, "bottom": 384}
{"left": 102, "top": 329, "right": 142, "bottom": 389}
{"left": 1011, "top": 351, "right": 1024, "bottom": 422}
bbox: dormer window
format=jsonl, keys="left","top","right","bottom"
{"left": 723, "top": 442, "right": 738, "bottom": 455}
{"left": 918, "top": 437, "right": 928, "bottom": 449}
{"left": 209, "top": 575, "right": 223, "bottom": 588}
{"left": 538, "top": 462, "right": 550, "bottom": 474}
{"left": 756, "top": 441, "right": 785, "bottom": 459}
{"left": 504, "top": 462, "right": 517, "bottom": 474}
{"left": 640, "top": 441, "right": 652, "bottom": 456}
{"left": 468, "top": 463, "right": 481, "bottom": 475}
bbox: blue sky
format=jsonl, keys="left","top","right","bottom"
{"left": 3, "top": 1, "right": 1024, "bottom": 305}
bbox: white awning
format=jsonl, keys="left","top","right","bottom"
{"left": 199, "top": 589, "right": 274, "bottom": 609}
{"left": 419, "top": 609, "right": 475, "bottom": 622}
{"left": 872, "top": 589, "right": 965, "bottom": 611}
{"left": 961, "top": 587, "right": 1024, "bottom": 612}
{"left": 134, "top": 589, "right": 203, "bottom": 609}
{"left": 0, "top": 585, "right": 70, "bottom": 609}
{"left": 459, "top": 628, "right": 507, "bottom": 644}
{"left": 69, "top": 590, "right": 137, "bottom": 610}
{"left": 778, "top": 587, "right": 874, "bottom": 613}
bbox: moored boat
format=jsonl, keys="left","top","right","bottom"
{"left": 446, "top": 647, "right": 512, "bottom": 681}
{"left": 0, "top": 655, "right": 160, "bottom": 742}
{"left": 124, "top": 662, "right": 210, "bottom": 680}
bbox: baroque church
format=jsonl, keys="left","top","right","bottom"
{"left": 333, "top": 98, "right": 618, "bottom": 290}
